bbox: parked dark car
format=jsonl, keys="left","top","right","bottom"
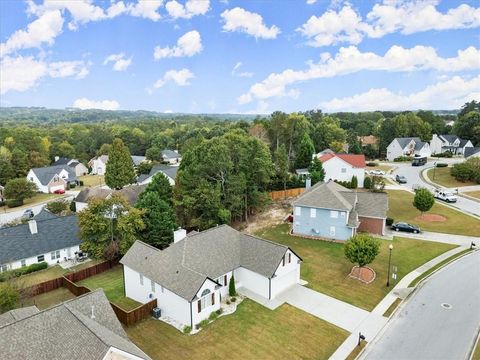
{"left": 395, "top": 175, "right": 407, "bottom": 184}
{"left": 391, "top": 222, "right": 421, "bottom": 233}
{"left": 21, "top": 209, "right": 34, "bottom": 220}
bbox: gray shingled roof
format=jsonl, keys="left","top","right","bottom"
{"left": 0, "top": 290, "right": 150, "bottom": 360}
{"left": 115, "top": 185, "right": 147, "bottom": 205}
{"left": 465, "top": 147, "right": 480, "bottom": 158}
{"left": 0, "top": 214, "right": 81, "bottom": 265}
{"left": 439, "top": 134, "right": 459, "bottom": 144}
{"left": 161, "top": 149, "right": 181, "bottom": 159}
{"left": 31, "top": 165, "right": 77, "bottom": 186}
{"left": 121, "top": 225, "right": 298, "bottom": 301}
{"left": 395, "top": 137, "right": 420, "bottom": 149}
{"left": 293, "top": 181, "right": 388, "bottom": 220}
{"left": 52, "top": 157, "right": 71, "bottom": 165}
{"left": 137, "top": 164, "right": 178, "bottom": 183}
{"left": 131, "top": 155, "right": 147, "bottom": 166}
{"left": 74, "top": 187, "right": 111, "bottom": 203}
{"left": 0, "top": 306, "right": 39, "bottom": 327}
{"left": 33, "top": 208, "right": 59, "bottom": 221}
{"left": 74, "top": 185, "right": 146, "bottom": 206}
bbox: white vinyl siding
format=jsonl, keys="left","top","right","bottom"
{"left": 139, "top": 274, "right": 144, "bottom": 286}
{"left": 151, "top": 280, "right": 155, "bottom": 293}
{"left": 20, "top": 259, "right": 26, "bottom": 267}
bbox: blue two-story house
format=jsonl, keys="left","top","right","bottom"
{"left": 292, "top": 181, "right": 388, "bottom": 241}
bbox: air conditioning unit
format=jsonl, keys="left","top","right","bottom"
{"left": 152, "top": 307, "right": 161, "bottom": 319}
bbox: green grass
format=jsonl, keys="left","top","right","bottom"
{"left": 126, "top": 300, "right": 348, "bottom": 360}
{"left": 13, "top": 260, "right": 104, "bottom": 288}
{"left": 256, "top": 224, "right": 456, "bottom": 311}
{"left": 78, "top": 175, "right": 104, "bottom": 187}
{"left": 77, "top": 266, "right": 140, "bottom": 310}
{"left": 20, "top": 287, "right": 75, "bottom": 310}
{"left": 408, "top": 249, "right": 473, "bottom": 287}
{"left": 465, "top": 190, "right": 480, "bottom": 200}
{"left": 382, "top": 298, "right": 402, "bottom": 317}
{"left": 427, "top": 167, "right": 475, "bottom": 188}
{"left": 367, "top": 164, "right": 394, "bottom": 173}
{"left": 387, "top": 190, "right": 480, "bottom": 236}
{"left": 0, "top": 193, "right": 62, "bottom": 213}
{"left": 472, "top": 337, "right": 480, "bottom": 360}
{"left": 346, "top": 341, "right": 367, "bottom": 360}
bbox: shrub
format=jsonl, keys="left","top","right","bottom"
{"left": 226, "top": 300, "right": 230, "bottom": 305}
{"left": 386, "top": 217, "right": 394, "bottom": 226}
{"left": 229, "top": 275, "right": 236, "bottom": 296}
{"left": 451, "top": 163, "right": 474, "bottom": 182}
{"left": 46, "top": 200, "right": 68, "bottom": 214}
{"left": 364, "top": 177, "right": 372, "bottom": 190}
{"left": 216, "top": 308, "right": 223, "bottom": 315}
{"left": 393, "top": 156, "right": 411, "bottom": 162}
{"left": 200, "top": 319, "right": 209, "bottom": 328}
{"left": 351, "top": 175, "right": 358, "bottom": 189}
{"left": 69, "top": 183, "right": 76, "bottom": 189}
{"left": 436, "top": 163, "right": 448, "bottom": 167}
{"left": 366, "top": 162, "right": 379, "bottom": 167}
{"left": 435, "top": 152, "right": 453, "bottom": 158}
{"left": 208, "top": 312, "right": 219, "bottom": 321}
{"left": 0, "top": 283, "right": 19, "bottom": 313}
{"left": 195, "top": 323, "right": 201, "bottom": 330}
{"left": 70, "top": 201, "right": 76, "bottom": 212}
{"left": 413, "top": 188, "right": 435, "bottom": 215}
{"left": 6, "top": 199, "right": 23, "bottom": 208}
{"left": 231, "top": 297, "right": 236, "bottom": 302}
{"left": 79, "top": 180, "right": 84, "bottom": 186}
{"left": 183, "top": 326, "right": 192, "bottom": 334}
{"left": 0, "top": 201, "right": 5, "bottom": 207}
{"left": 0, "top": 262, "right": 48, "bottom": 282}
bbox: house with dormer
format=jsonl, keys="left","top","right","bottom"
{"left": 430, "top": 134, "right": 473, "bottom": 156}
{"left": 27, "top": 164, "right": 77, "bottom": 193}
{"left": 386, "top": 137, "right": 431, "bottom": 161}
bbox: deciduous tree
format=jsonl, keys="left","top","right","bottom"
{"left": 344, "top": 234, "right": 380, "bottom": 268}
{"left": 413, "top": 188, "right": 435, "bottom": 216}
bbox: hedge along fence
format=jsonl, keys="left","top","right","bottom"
{"left": 111, "top": 299, "right": 157, "bottom": 327}
{"left": 269, "top": 188, "right": 305, "bottom": 200}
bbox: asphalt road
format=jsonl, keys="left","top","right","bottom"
{"left": 391, "top": 159, "right": 480, "bottom": 216}
{"left": 362, "top": 250, "right": 480, "bottom": 360}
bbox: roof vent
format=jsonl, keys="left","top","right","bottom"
{"left": 173, "top": 228, "right": 187, "bottom": 243}
{"left": 28, "top": 220, "right": 38, "bottom": 235}
{"left": 91, "top": 305, "right": 95, "bottom": 320}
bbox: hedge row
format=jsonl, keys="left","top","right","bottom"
{"left": 0, "top": 262, "right": 48, "bottom": 282}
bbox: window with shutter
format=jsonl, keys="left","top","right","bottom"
{"left": 211, "top": 293, "right": 215, "bottom": 305}
{"left": 224, "top": 275, "right": 227, "bottom": 286}
{"left": 197, "top": 300, "right": 201, "bottom": 313}
{"left": 288, "top": 253, "right": 291, "bottom": 263}
{"left": 282, "top": 256, "right": 285, "bottom": 266}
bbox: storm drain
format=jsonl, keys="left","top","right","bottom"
{"left": 441, "top": 303, "right": 453, "bottom": 309}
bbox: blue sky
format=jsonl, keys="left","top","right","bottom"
{"left": 0, "top": 0, "right": 479, "bottom": 113}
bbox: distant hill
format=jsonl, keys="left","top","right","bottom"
{"left": 0, "top": 107, "right": 260, "bottom": 124}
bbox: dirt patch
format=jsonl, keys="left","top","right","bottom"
{"left": 240, "top": 201, "right": 292, "bottom": 235}
{"left": 348, "top": 266, "right": 376, "bottom": 284}
{"left": 414, "top": 214, "right": 447, "bottom": 222}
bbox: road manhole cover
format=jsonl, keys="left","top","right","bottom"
{"left": 441, "top": 303, "right": 453, "bottom": 309}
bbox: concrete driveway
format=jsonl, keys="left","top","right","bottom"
{"left": 276, "top": 284, "right": 372, "bottom": 332}
{"left": 361, "top": 250, "right": 480, "bottom": 360}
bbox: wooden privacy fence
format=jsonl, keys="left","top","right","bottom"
{"left": 64, "top": 260, "right": 117, "bottom": 282}
{"left": 269, "top": 188, "right": 305, "bottom": 200}
{"left": 62, "top": 276, "right": 91, "bottom": 297}
{"left": 20, "top": 277, "right": 64, "bottom": 297}
{"left": 110, "top": 299, "right": 157, "bottom": 326}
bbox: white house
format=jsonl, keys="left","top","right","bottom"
{"left": 53, "top": 157, "right": 88, "bottom": 176}
{"left": 120, "top": 225, "right": 302, "bottom": 329}
{"left": 161, "top": 150, "right": 182, "bottom": 165}
{"left": 465, "top": 147, "right": 480, "bottom": 159}
{"left": 386, "top": 137, "right": 431, "bottom": 161}
{"left": 430, "top": 134, "right": 473, "bottom": 155}
{"left": 136, "top": 164, "right": 179, "bottom": 186}
{"left": 0, "top": 290, "right": 150, "bottom": 359}
{"left": 0, "top": 210, "right": 82, "bottom": 273}
{"left": 315, "top": 153, "right": 366, "bottom": 187}
{"left": 27, "top": 165, "right": 77, "bottom": 193}
{"left": 88, "top": 155, "right": 109, "bottom": 175}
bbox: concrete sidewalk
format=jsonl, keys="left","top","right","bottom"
{"left": 384, "top": 229, "right": 478, "bottom": 246}
{"left": 329, "top": 245, "right": 469, "bottom": 360}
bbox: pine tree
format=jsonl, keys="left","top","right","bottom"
{"left": 308, "top": 157, "right": 325, "bottom": 185}
{"left": 295, "top": 133, "right": 315, "bottom": 169}
{"left": 229, "top": 275, "right": 236, "bottom": 296}
{"left": 105, "top": 138, "right": 136, "bottom": 189}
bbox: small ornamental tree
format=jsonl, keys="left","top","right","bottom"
{"left": 4, "top": 178, "right": 37, "bottom": 204}
{"left": 364, "top": 176, "right": 372, "bottom": 190}
{"left": 351, "top": 175, "right": 358, "bottom": 189}
{"left": 413, "top": 188, "right": 435, "bottom": 216}
{"left": 344, "top": 234, "right": 380, "bottom": 268}
{"left": 229, "top": 275, "right": 236, "bottom": 297}
{"left": 308, "top": 157, "right": 325, "bottom": 185}
{"left": 0, "top": 283, "right": 19, "bottom": 313}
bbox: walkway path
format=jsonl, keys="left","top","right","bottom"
{"left": 384, "top": 229, "right": 478, "bottom": 246}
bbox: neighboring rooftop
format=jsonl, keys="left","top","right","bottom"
{"left": 161, "top": 149, "right": 181, "bottom": 159}
{"left": 294, "top": 181, "right": 388, "bottom": 220}
{"left": 52, "top": 157, "right": 71, "bottom": 166}
{"left": 0, "top": 290, "right": 150, "bottom": 360}
{"left": 0, "top": 214, "right": 81, "bottom": 265}
{"left": 137, "top": 164, "right": 179, "bottom": 183}
{"left": 318, "top": 153, "right": 366, "bottom": 168}
{"left": 74, "top": 185, "right": 146, "bottom": 206}
{"left": 121, "top": 225, "right": 298, "bottom": 301}
{"left": 0, "top": 306, "right": 39, "bottom": 327}
{"left": 30, "top": 164, "right": 77, "bottom": 185}
{"left": 131, "top": 155, "right": 147, "bottom": 166}
{"left": 465, "top": 147, "right": 480, "bottom": 158}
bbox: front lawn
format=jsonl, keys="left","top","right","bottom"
{"left": 126, "top": 300, "right": 348, "bottom": 360}
{"left": 465, "top": 190, "right": 480, "bottom": 200}
{"left": 77, "top": 266, "right": 140, "bottom": 310}
{"left": 0, "top": 193, "right": 62, "bottom": 213}
{"left": 427, "top": 167, "right": 475, "bottom": 188}
{"left": 256, "top": 224, "right": 456, "bottom": 311}
{"left": 387, "top": 190, "right": 480, "bottom": 236}
{"left": 78, "top": 175, "right": 105, "bottom": 187}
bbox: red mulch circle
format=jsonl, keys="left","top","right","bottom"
{"left": 414, "top": 214, "right": 447, "bottom": 222}
{"left": 348, "top": 266, "right": 376, "bottom": 284}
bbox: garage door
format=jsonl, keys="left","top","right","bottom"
{"left": 271, "top": 268, "right": 298, "bottom": 298}
{"left": 49, "top": 184, "right": 64, "bottom": 193}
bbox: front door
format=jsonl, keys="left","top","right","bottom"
{"left": 67, "top": 248, "right": 71, "bottom": 258}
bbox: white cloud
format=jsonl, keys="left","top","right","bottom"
{"left": 154, "top": 30, "right": 202, "bottom": 59}
{"left": 165, "top": 0, "right": 210, "bottom": 19}
{"left": 48, "top": 60, "right": 89, "bottom": 79}
{"left": 221, "top": 7, "right": 280, "bottom": 39}
{"left": 0, "top": 10, "right": 64, "bottom": 55}
{"left": 103, "top": 53, "right": 133, "bottom": 71}
{"left": 320, "top": 75, "right": 480, "bottom": 112}
{"left": 0, "top": 56, "right": 89, "bottom": 94}
{"left": 238, "top": 45, "right": 480, "bottom": 103}
{"left": 231, "top": 62, "right": 254, "bottom": 78}
{"left": 127, "top": 0, "right": 163, "bottom": 21}
{"left": 298, "top": 1, "right": 480, "bottom": 47}
{"left": 73, "top": 98, "right": 120, "bottom": 110}
{"left": 306, "top": 0, "right": 317, "bottom": 4}
{"left": 152, "top": 68, "right": 195, "bottom": 88}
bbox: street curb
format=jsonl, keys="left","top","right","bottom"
{"left": 356, "top": 248, "right": 477, "bottom": 360}
{"left": 468, "top": 325, "right": 480, "bottom": 360}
